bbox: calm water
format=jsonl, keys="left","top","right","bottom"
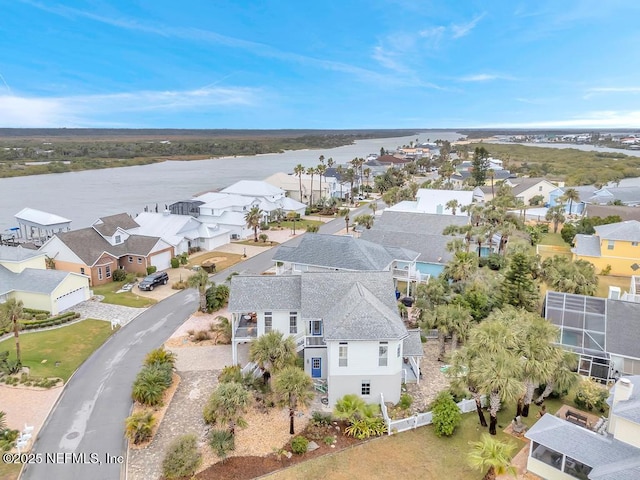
{"left": 0, "top": 131, "right": 461, "bottom": 232}
{"left": 491, "top": 141, "right": 640, "bottom": 157}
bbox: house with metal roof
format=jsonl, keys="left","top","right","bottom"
{"left": 38, "top": 213, "right": 174, "bottom": 286}
{"left": 525, "top": 376, "right": 640, "bottom": 480}
{"left": 572, "top": 220, "right": 640, "bottom": 275}
{"left": 0, "top": 245, "right": 90, "bottom": 314}
{"left": 386, "top": 188, "right": 474, "bottom": 216}
{"left": 13, "top": 207, "right": 72, "bottom": 245}
{"left": 543, "top": 291, "right": 640, "bottom": 381}
{"left": 272, "top": 233, "right": 425, "bottom": 285}
{"left": 228, "top": 271, "right": 422, "bottom": 406}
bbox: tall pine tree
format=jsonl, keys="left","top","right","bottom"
{"left": 471, "top": 146, "right": 490, "bottom": 186}
{"left": 501, "top": 251, "right": 539, "bottom": 311}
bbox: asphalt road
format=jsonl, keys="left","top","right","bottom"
{"left": 21, "top": 289, "right": 199, "bottom": 480}
{"left": 21, "top": 200, "right": 378, "bottom": 480}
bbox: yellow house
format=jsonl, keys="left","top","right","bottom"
{"left": 572, "top": 220, "right": 640, "bottom": 275}
{"left": 525, "top": 376, "right": 640, "bottom": 479}
{"left": 0, "top": 245, "right": 90, "bottom": 314}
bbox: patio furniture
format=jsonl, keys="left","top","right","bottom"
{"left": 565, "top": 409, "right": 589, "bottom": 427}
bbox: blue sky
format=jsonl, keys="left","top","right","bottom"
{"left": 2, "top": 0, "right": 640, "bottom": 129}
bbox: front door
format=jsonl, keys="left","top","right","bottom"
{"left": 310, "top": 320, "right": 322, "bottom": 336}
{"left": 311, "top": 357, "right": 322, "bottom": 378}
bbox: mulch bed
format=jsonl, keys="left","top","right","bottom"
{"left": 195, "top": 421, "right": 364, "bottom": 480}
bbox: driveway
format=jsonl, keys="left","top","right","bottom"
{"left": 21, "top": 289, "right": 200, "bottom": 480}
{"left": 69, "top": 299, "right": 145, "bottom": 327}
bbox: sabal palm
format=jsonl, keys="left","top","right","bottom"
{"left": 445, "top": 199, "right": 460, "bottom": 216}
{"left": 245, "top": 206, "right": 262, "bottom": 242}
{"left": 468, "top": 434, "right": 517, "bottom": 480}
{"left": 535, "top": 350, "right": 580, "bottom": 405}
{"left": 448, "top": 348, "right": 487, "bottom": 427}
{"left": 203, "top": 381, "right": 250, "bottom": 435}
{"left": 444, "top": 251, "right": 477, "bottom": 283}
{"left": 294, "top": 163, "right": 305, "bottom": 202}
{"left": 249, "top": 330, "right": 297, "bottom": 380}
{"left": 306, "top": 166, "right": 316, "bottom": 205}
{"left": 1, "top": 298, "right": 24, "bottom": 364}
{"left": 317, "top": 163, "right": 327, "bottom": 201}
{"left": 187, "top": 269, "right": 210, "bottom": 312}
{"left": 563, "top": 187, "right": 580, "bottom": 215}
{"left": 273, "top": 366, "right": 314, "bottom": 434}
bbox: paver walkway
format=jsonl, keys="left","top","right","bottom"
{"left": 66, "top": 298, "right": 145, "bottom": 326}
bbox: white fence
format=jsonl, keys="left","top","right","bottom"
{"left": 380, "top": 393, "right": 486, "bottom": 435}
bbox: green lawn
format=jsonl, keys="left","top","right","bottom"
{"left": 0, "top": 319, "right": 114, "bottom": 382}
{"left": 0, "top": 462, "right": 21, "bottom": 480}
{"left": 92, "top": 281, "right": 156, "bottom": 308}
{"left": 595, "top": 275, "right": 632, "bottom": 298}
{"left": 539, "top": 233, "right": 568, "bottom": 247}
{"left": 267, "top": 397, "right": 569, "bottom": 480}
{"left": 269, "top": 219, "right": 324, "bottom": 230}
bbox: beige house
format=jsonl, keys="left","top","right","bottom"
{"left": 0, "top": 245, "right": 90, "bottom": 314}
{"left": 264, "top": 172, "right": 338, "bottom": 203}
{"left": 506, "top": 177, "right": 559, "bottom": 205}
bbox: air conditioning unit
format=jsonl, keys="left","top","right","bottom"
{"left": 231, "top": 234, "right": 240, "bottom": 240}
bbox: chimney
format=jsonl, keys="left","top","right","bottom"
{"left": 613, "top": 378, "right": 634, "bottom": 405}
{"left": 608, "top": 286, "right": 621, "bottom": 300}
{"left": 163, "top": 209, "right": 170, "bottom": 216}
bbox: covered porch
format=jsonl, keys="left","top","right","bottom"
{"left": 402, "top": 329, "right": 423, "bottom": 384}
{"left": 231, "top": 311, "right": 258, "bottom": 364}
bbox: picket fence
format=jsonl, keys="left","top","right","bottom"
{"left": 380, "top": 393, "right": 487, "bottom": 435}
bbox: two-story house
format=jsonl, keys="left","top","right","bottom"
{"left": 386, "top": 188, "right": 474, "bottom": 216}
{"left": 264, "top": 172, "right": 340, "bottom": 203}
{"left": 272, "top": 234, "right": 425, "bottom": 293}
{"left": 0, "top": 245, "right": 90, "bottom": 313}
{"left": 39, "top": 213, "right": 174, "bottom": 285}
{"left": 572, "top": 220, "right": 640, "bottom": 276}
{"left": 525, "top": 375, "right": 640, "bottom": 480}
{"left": 228, "top": 271, "right": 423, "bottom": 406}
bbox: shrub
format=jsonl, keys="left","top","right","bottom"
{"left": 132, "top": 363, "right": 173, "bottom": 406}
{"left": 431, "top": 391, "right": 462, "bottom": 437}
{"left": 125, "top": 411, "right": 156, "bottom": 444}
{"left": 344, "top": 417, "right": 387, "bottom": 439}
{"left": 144, "top": 348, "right": 176, "bottom": 368}
{"left": 291, "top": 436, "right": 309, "bottom": 455}
{"left": 600, "top": 264, "right": 612, "bottom": 275}
{"left": 218, "top": 365, "right": 243, "bottom": 384}
{"left": 162, "top": 434, "right": 202, "bottom": 479}
{"left": 146, "top": 266, "right": 157, "bottom": 275}
{"left": 170, "top": 257, "right": 180, "bottom": 269}
{"left": 172, "top": 280, "right": 188, "bottom": 290}
{"left": 259, "top": 233, "right": 269, "bottom": 243}
{"left": 574, "top": 378, "right": 609, "bottom": 412}
{"left": 112, "top": 268, "right": 127, "bottom": 282}
{"left": 398, "top": 393, "right": 413, "bottom": 411}
{"left": 34, "top": 313, "right": 48, "bottom": 321}
{"left": 193, "top": 330, "right": 210, "bottom": 342}
{"left": 208, "top": 429, "right": 235, "bottom": 462}
{"left": 311, "top": 411, "right": 333, "bottom": 427}
{"left": 323, "top": 435, "right": 336, "bottom": 446}
{"left": 0, "top": 428, "right": 19, "bottom": 452}
{"left": 260, "top": 223, "right": 270, "bottom": 231}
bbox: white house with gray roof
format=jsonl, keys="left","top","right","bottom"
{"left": 387, "top": 188, "right": 474, "bottom": 216}
{"left": 228, "top": 271, "right": 422, "bottom": 406}
{"left": 272, "top": 233, "right": 425, "bottom": 284}
{"left": 526, "top": 376, "right": 640, "bottom": 480}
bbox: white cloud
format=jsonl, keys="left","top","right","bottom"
{"left": 0, "top": 86, "right": 260, "bottom": 127}
{"left": 483, "top": 110, "right": 640, "bottom": 128}
{"left": 458, "top": 73, "right": 515, "bottom": 82}
{"left": 451, "top": 13, "right": 486, "bottom": 38}
{"left": 584, "top": 87, "right": 640, "bottom": 99}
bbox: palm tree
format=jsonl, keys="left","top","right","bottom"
{"left": 353, "top": 214, "right": 374, "bottom": 229}
{"left": 563, "top": 187, "right": 580, "bottom": 216}
{"left": 339, "top": 208, "right": 350, "bottom": 233}
{"left": 203, "top": 381, "right": 250, "bottom": 435}
{"left": 369, "top": 201, "right": 377, "bottom": 216}
{"left": 445, "top": 199, "right": 460, "bottom": 216}
{"left": 249, "top": 330, "right": 297, "bottom": 383}
{"left": 534, "top": 350, "right": 580, "bottom": 406}
{"left": 468, "top": 434, "right": 517, "bottom": 480}
{"left": 317, "top": 163, "right": 327, "bottom": 202}
{"left": 443, "top": 251, "right": 477, "bottom": 283}
{"left": 327, "top": 157, "right": 334, "bottom": 169}
{"left": 363, "top": 167, "right": 371, "bottom": 188}
{"left": 209, "top": 429, "right": 235, "bottom": 463}
{"left": 273, "top": 366, "right": 314, "bottom": 434}
{"left": 545, "top": 205, "right": 565, "bottom": 233}
{"left": 286, "top": 211, "right": 299, "bottom": 235}
{"left": 294, "top": 163, "right": 305, "bottom": 202}
{"left": 211, "top": 315, "right": 232, "bottom": 344}
{"left": 421, "top": 304, "right": 454, "bottom": 361}
{"left": 244, "top": 206, "right": 262, "bottom": 242}
{"left": 306, "top": 166, "right": 316, "bottom": 206}
{"left": 0, "top": 299, "right": 24, "bottom": 365}
{"left": 188, "top": 269, "right": 210, "bottom": 312}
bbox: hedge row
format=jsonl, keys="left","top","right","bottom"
{"left": 20, "top": 312, "right": 80, "bottom": 330}
{"left": 22, "top": 308, "right": 51, "bottom": 316}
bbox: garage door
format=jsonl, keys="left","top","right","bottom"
{"left": 150, "top": 251, "right": 171, "bottom": 271}
{"left": 56, "top": 287, "right": 88, "bottom": 313}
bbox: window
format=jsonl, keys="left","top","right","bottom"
{"left": 379, "top": 342, "right": 388, "bottom": 367}
{"left": 98, "top": 267, "right": 103, "bottom": 280}
{"left": 128, "top": 256, "right": 133, "bottom": 263}
{"left": 339, "top": 342, "right": 348, "bottom": 367}
{"left": 397, "top": 344, "right": 401, "bottom": 358}
{"left": 264, "top": 311, "right": 272, "bottom": 333}
{"left": 115, "top": 235, "right": 121, "bottom": 244}
{"left": 538, "top": 185, "right": 543, "bottom": 191}
{"left": 138, "top": 257, "right": 142, "bottom": 264}
{"left": 289, "top": 311, "right": 298, "bottom": 334}
{"left": 80, "top": 267, "right": 85, "bottom": 275}
{"left": 608, "top": 240, "right": 615, "bottom": 250}
{"left": 361, "top": 381, "right": 371, "bottom": 396}
{"left": 105, "top": 265, "right": 111, "bottom": 278}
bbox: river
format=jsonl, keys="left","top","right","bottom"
{"left": 0, "top": 131, "right": 461, "bottom": 232}
{"left": 490, "top": 140, "right": 640, "bottom": 158}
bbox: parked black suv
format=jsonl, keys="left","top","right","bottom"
{"left": 138, "top": 271, "right": 169, "bottom": 291}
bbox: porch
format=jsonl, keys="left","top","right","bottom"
{"left": 233, "top": 312, "right": 258, "bottom": 340}
{"left": 401, "top": 356, "right": 421, "bottom": 384}
{"left": 392, "top": 267, "right": 430, "bottom": 283}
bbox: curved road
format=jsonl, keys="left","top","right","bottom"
{"left": 21, "top": 203, "right": 376, "bottom": 480}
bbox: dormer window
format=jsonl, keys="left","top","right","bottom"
{"left": 115, "top": 235, "right": 121, "bottom": 244}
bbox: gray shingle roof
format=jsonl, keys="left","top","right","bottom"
{"left": 361, "top": 229, "right": 454, "bottom": 264}
{"left": 608, "top": 375, "right": 640, "bottom": 425}
{"left": 93, "top": 213, "right": 139, "bottom": 236}
{"left": 595, "top": 221, "right": 640, "bottom": 242}
{"left": 321, "top": 281, "right": 407, "bottom": 341}
{"left": 0, "top": 265, "right": 72, "bottom": 295}
{"left": 508, "top": 177, "right": 554, "bottom": 196}
{"left": 573, "top": 234, "right": 602, "bottom": 257}
{"left": 606, "top": 301, "right": 640, "bottom": 360}
{"left": 55, "top": 228, "right": 161, "bottom": 266}
{"left": 272, "top": 234, "right": 418, "bottom": 271}
{"left": 585, "top": 205, "right": 640, "bottom": 222}
{"left": 371, "top": 210, "right": 469, "bottom": 235}
{"left": 525, "top": 413, "right": 640, "bottom": 472}
{"left": 403, "top": 329, "right": 423, "bottom": 357}
{"left": 228, "top": 275, "right": 301, "bottom": 312}
{"left": 591, "top": 187, "right": 640, "bottom": 205}
{"left": 0, "top": 245, "right": 42, "bottom": 262}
